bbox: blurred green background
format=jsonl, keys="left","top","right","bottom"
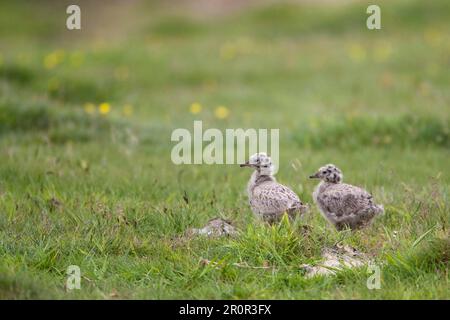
{"left": 0, "top": 0, "right": 448, "bottom": 299}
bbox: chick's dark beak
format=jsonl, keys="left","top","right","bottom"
{"left": 309, "top": 173, "right": 319, "bottom": 179}
{"left": 240, "top": 161, "right": 251, "bottom": 168}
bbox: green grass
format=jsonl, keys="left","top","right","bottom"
{"left": 0, "top": 0, "right": 449, "bottom": 299}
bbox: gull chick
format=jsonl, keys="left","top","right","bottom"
{"left": 310, "top": 164, "right": 384, "bottom": 231}
{"left": 240, "top": 153, "right": 308, "bottom": 223}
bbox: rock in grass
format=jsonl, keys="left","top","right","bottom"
{"left": 301, "top": 244, "right": 368, "bottom": 278}
{"left": 187, "top": 218, "right": 238, "bottom": 238}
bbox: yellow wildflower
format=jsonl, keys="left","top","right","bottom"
{"left": 84, "top": 103, "right": 96, "bottom": 115}
{"left": 44, "top": 50, "right": 65, "bottom": 69}
{"left": 348, "top": 44, "right": 366, "bottom": 62}
{"left": 189, "top": 102, "right": 202, "bottom": 114}
{"left": 214, "top": 106, "right": 230, "bottom": 119}
{"left": 373, "top": 42, "right": 392, "bottom": 62}
{"left": 424, "top": 28, "right": 443, "bottom": 46}
{"left": 220, "top": 43, "right": 237, "bottom": 61}
{"left": 99, "top": 102, "right": 111, "bottom": 115}
{"left": 122, "top": 104, "right": 133, "bottom": 116}
{"left": 80, "top": 159, "right": 89, "bottom": 171}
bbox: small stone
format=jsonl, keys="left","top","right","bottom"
{"left": 188, "top": 218, "right": 238, "bottom": 238}
{"left": 300, "top": 245, "right": 369, "bottom": 278}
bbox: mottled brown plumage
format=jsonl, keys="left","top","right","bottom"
{"left": 310, "top": 164, "right": 383, "bottom": 231}
{"left": 241, "top": 153, "right": 308, "bottom": 223}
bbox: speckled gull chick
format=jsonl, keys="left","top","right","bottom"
{"left": 240, "top": 153, "right": 308, "bottom": 223}
{"left": 310, "top": 164, "right": 384, "bottom": 231}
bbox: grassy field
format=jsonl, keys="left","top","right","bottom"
{"left": 0, "top": 0, "right": 449, "bottom": 299}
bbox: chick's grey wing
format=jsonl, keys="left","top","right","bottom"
{"left": 252, "top": 183, "right": 299, "bottom": 214}
{"left": 322, "top": 184, "right": 375, "bottom": 216}
{"left": 348, "top": 185, "right": 377, "bottom": 212}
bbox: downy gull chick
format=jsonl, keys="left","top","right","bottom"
{"left": 240, "top": 153, "right": 308, "bottom": 223}
{"left": 310, "top": 164, "right": 384, "bottom": 231}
